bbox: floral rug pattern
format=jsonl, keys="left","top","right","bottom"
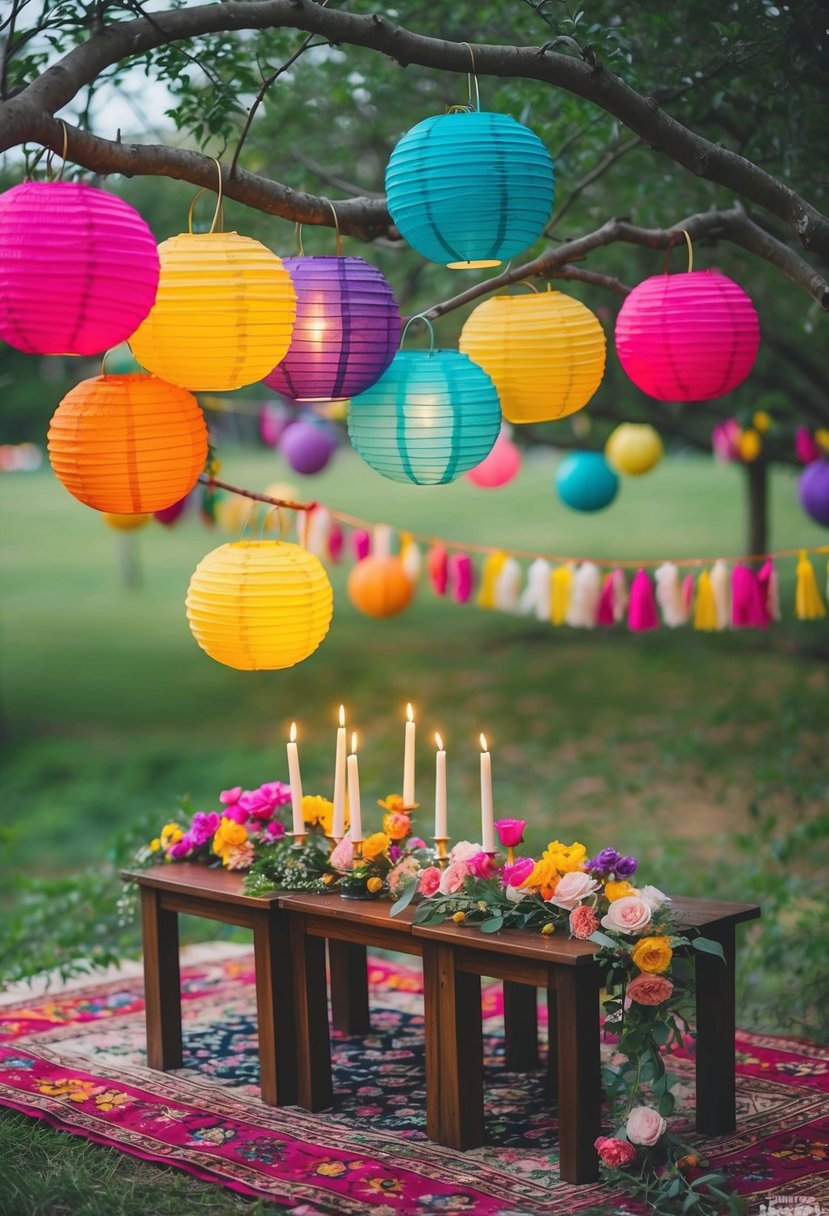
{"left": 0, "top": 950, "right": 828, "bottom": 1215}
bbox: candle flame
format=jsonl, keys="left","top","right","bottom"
{"left": 480, "top": 733, "right": 488, "bottom": 752}
{"left": 406, "top": 702, "right": 413, "bottom": 723}
{"left": 339, "top": 705, "right": 345, "bottom": 727}
{"left": 351, "top": 731, "right": 358, "bottom": 754}
{"left": 435, "top": 732, "right": 444, "bottom": 751}
{"left": 290, "top": 722, "right": 297, "bottom": 743}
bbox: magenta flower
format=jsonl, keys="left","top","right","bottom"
{"left": 237, "top": 781, "right": 292, "bottom": 821}
{"left": 189, "top": 811, "right": 220, "bottom": 846}
{"left": 167, "top": 834, "right": 194, "bottom": 859}
{"left": 264, "top": 820, "right": 286, "bottom": 841}
{"left": 467, "top": 851, "right": 497, "bottom": 879}
{"left": 503, "top": 856, "right": 535, "bottom": 888}
{"left": 495, "top": 818, "right": 526, "bottom": 848}
{"left": 219, "top": 786, "right": 243, "bottom": 807}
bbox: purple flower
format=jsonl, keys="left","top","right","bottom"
{"left": 586, "top": 847, "right": 621, "bottom": 874}
{"left": 615, "top": 855, "right": 638, "bottom": 878}
{"left": 264, "top": 820, "right": 286, "bottom": 841}
{"left": 167, "top": 834, "right": 194, "bottom": 859}
{"left": 189, "top": 811, "right": 220, "bottom": 846}
{"left": 408, "top": 837, "right": 427, "bottom": 851}
{"left": 388, "top": 844, "right": 403, "bottom": 863}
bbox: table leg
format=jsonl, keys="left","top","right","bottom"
{"left": 695, "top": 922, "right": 736, "bottom": 1135}
{"left": 546, "top": 988, "right": 558, "bottom": 1092}
{"left": 140, "top": 888, "right": 182, "bottom": 1071}
{"left": 290, "top": 914, "right": 333, "bottom": 1111}
{"left": 503, "top": 981, "right": 540, "bottom": 1070}
{"left": 252, "top": 907, "right": 297, "bottom": 1107}
{"left": 555, "top": 965, "right": 601, "bottom": 1184}
{"left": 328, "top": 940, "right": 371, "bottom": 1034}
{"left": 423, "top": 941, "right": 484, "bottom": 1150}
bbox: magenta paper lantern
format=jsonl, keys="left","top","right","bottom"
{"left": 712, "top": 419, "right": 742, "bottom": 462}
{"left": 466, "top": 429, "right": 522, "bottom": 488}
{"left": 799, "top": 461, "right": 829, "bottom": 528}
{"left": 259, "top": 401, "right": 291, "bottom": 447}
{"left": 280, "top": 417, "right": 339, "bottom": 475}
{"left": 264, "top": 256, "right": 400, "bottom": 401}
{"left": 615, "top": 270, "right": 759, "bottom": 401}
{"left": 0, "top": 181, "right": 159, "bottom": 356}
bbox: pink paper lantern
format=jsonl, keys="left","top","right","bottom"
{"left": 466, "top": 431, "right": 522, "bottom": 488}
{"left": 615, "top": 270, "right": 759, "bottom": 402}
{"left": 259, "top": 402, "right": 291, "bottom": 448}
{"left": 0, "top": 181, "right": 159, "bottom": 356}
{"left": 712, "top": 419, "right": 742, "bottom": 462}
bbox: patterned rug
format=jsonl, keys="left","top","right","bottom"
{"left": 1, "top": 946, "right": 828, "bottom": 1216}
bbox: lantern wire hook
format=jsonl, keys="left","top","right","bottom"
{"left": 187, "top": 159, "right": 225, "bottom": 234}
{"left": 45, "top": 120, "right": 69, "bottom": 181}
{"left": 295, "top": 221, "right": 305, "bottom": 256}
{"left": 400, "top": 312, "right": 436, "bottom": 355}
{"left": 663, "top": 227, "right": 694, "bottom": 274}
{"left": 321, "top": 198, "right": 343, "bottom": 255}
{"left": 459, "top": 43, "right": 481, "bottom": 111}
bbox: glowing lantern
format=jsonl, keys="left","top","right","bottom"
{"left": 556, "top": 452, "right": 619, "bottom": 513}
{"left": 264, "top": 257, "right": 400, "bottom": 400}
{"left": 466, "top": 428, "right": 522, "bottom": 488}
{"left": 385, "top": 111, "right": 554, "bottom": 269}
{"left": 347, "top": 556, "right": 413, "bottom": 617}
{"left": 615, "top": 270, "right": 759, "bottom": 401}
{"left": 129, "top": 232, "right": 296, "bottom": 391}
{"left": 48, "top": 374, "right": 208, "bottom": 513}
{"left": 348, "top": 349, "right": 501, "bottom": 485}
{"left": 0, "top": 181, "right": 159, "bottom": 356}
{"left": 186, "top": 540, "right": 333, "bottom": 670}
{"left": 799, "top": 461, "right": 829, "bottom": 528}
{"left": 280, "top": 417, "right": 339, "bottom": 475}
{"left": 605, "top": 423, "right": 663, "bottom": 476}
{"left": 459, "top": 290, "right": 606, "bottom": 423}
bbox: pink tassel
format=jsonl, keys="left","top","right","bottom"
{"left": 731, "top": 564, "right": 768, "bottom": 628}
{"left": 597, "top": 573, "right": 616, "bottom": 626}
{"left": 757, "top": 559, "right": 781, "bottom": 621}
{"left": 352, "top": 528, "right": 371, "bottom": 561}
{"left": 681, "top": 573, "right": 695, "bottom": 614}
{"left": 427, "top": 544, "right": 449, "bottom": 596}
{"left": 327, "top": 523, "right": 344, "bottom": 563}
{"left": 796, "top": 426, "right": 821, "bottom": 465}
{"left": 448, "top": 553, "right": 474, "bottom": 603}
{"left": 627, "top": 569, "right": 659, "bottom": 631}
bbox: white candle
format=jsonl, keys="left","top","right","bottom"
{"left": 347, "top": 731, "right": 363, "bottom": 843}
{"left": 287, "top": 722, "right": 304, "bottom": 837}
{"left": 434, "top": 732, "right": 447, "bottom": 839}
{"left": 403, "top": 702, "right": 416, "bottom": 806}
{"left": 332, "top": 705, "right": 346, "bottom": 839}
{"left": 480, "top": 733, "right": 495, "bottom": 853}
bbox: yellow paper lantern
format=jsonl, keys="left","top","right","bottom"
{"left": 605, "top": 423, "right": 664, "bottom": 476}
{"left": 103, "top": 511, "right": 151, "bottom": 531}
{"left": 186, "top": 540, "right": 333, "bottom": 670}
{"left": 129, "top": 232, "right": 296, "bottom": 391}
{"left": 459, "top": 289, "right": 606, "bottom": 424}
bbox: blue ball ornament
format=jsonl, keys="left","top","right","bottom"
{"left": 556, "top": 452, "right": 619, "bottom": 512}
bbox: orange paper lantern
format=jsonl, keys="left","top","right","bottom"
{"left": 48, "top": 374, "right": 208, "bottom": 514}
{"left": 347, "top": 556, "right": 413, "bottom": 617}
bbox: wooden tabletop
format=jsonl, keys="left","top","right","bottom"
{"left": 121, "top": 863, "right": 279, "bottom": 908}
{"left": 278, "top": 891, "right": 418, "bottom": 932}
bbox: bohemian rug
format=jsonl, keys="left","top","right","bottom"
{"left": 1, "top": 946, "right": 828, "bottom": 1216}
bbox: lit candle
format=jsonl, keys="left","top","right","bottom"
{"left": 287, "top": 722, "right": 304, "bottom": 837}
{"left": 332, "top": 705, "right": 346, "bottom": 839}
{"left": 434, "top": 732, "right": 447, "bottom": 839}
{"left": 480, "top": 733, "right": 495, "bottom": 853}
{"left": 403, "top": 702, "right": 416, "bottom": 806}
{"left": 347, "top": 731, "right": 363, "bottom": 843}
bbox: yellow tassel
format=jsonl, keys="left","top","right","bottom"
{"left": 795, "top": 550, "right": 826, "bottom": 620}
{"left": 477, "top": 551, "right": 507, "bottom": 610}
{"left": 550, "top": 564, "right": 574, "bottom": 626}
{"left": 693, "top": 570, "right": 717, "bottom": 632}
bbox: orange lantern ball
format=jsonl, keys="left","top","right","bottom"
{"left": 48, "top": 374, "right": 208, "bottom": 514}
{"left": 347, "top": 556, "right": 413, "bottom": 617}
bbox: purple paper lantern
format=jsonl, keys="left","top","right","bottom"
{"left": 264, "top": 256, "right": 400, "bottom": 401}
{"left": 799, "top": 460, "right": 829, "bottom": 528}
{"left": 280, "top": 417, "right": 339, "bottom": 475}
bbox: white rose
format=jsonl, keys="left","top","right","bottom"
{"left": 601, "top": 895, "right": 653, "bottom": 935}
{"left": 504, "top": 884, "right": 529, "bottom": 903}
{"left": 547, "top": 870, "right": 600, "bottom": 910}
{"left": 449, "top": 840, "right": 483, "bottom": 862}
{"left": 638, "top": 884, "right": 671, "bottom": 912}
{"left": 626, "top": 1105, "right": 667, "bottom": 1146}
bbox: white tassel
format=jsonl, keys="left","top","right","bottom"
{"left": 711, "top": 559, "right": 731, "bottom": 630}
{"left": 494, "top": 557, "right": 523, "bottom": 613}
{"left": 400, "top": 533, "right": 422, "bottom": 583}
{"left": 768, "top": 564, "right": 781, "bottom": 621}
{"left": 304, "top": 506, "right": 331, "bottom": 559}
{"left": 611, "top": 569, "right": 628, "bottom": 622}
{"left": 566, "top": 562, "right": 601, "bottom": 628}
{"left": 519, "top": 558, "right": 551, "bottom": 621}
{"left": 373, "top": 522, "right": 394, "bottom": 560}
{"left": 655, "top": 562, "right": 688, "bottom": 627}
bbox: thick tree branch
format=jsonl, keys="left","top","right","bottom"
{"left": 2, "top": 0, "right": 828, "bottom": 259}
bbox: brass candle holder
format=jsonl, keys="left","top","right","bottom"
{"left": 433, "top": 837, "right": 450, "bottom": 869}
{"left": 290, "top": 831, "right": 307, "bottom": 851}
{"left": 506, "top": 845, "right": 516, "bottom": 866}
{"left": 352, "top": 839, "right": 365, "bottom": 864}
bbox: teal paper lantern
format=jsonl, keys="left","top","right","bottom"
{"left": 385, "top": 111, "right": 555, "bottom": 269}
{"left": 348, "top": 349, "right": 501, "bottom": 485}
{"left": 556, "top": 452, "right": 619, "bottom": 512}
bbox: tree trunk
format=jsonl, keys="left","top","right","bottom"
{"left": 745, "top": 458, "right": 769, "bottom": 560}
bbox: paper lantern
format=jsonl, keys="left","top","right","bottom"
{"left": 466, "top": 429, "right": 522, "bottom": 488}
{"left": 280, "top": 417, "right": 339, "bottom": 475}
{"left": 103, "top": 512, "right": 151, "bottom": 531}
{"left": 385, "top": 111, "right": 554, "bottom": 268}
{"left": 459, "top": 291, "right": 606, "bottom": 423}
{"left": 259, "top": 402, "right": 291, "bottom": 447}
{"left": 712, "top": 419, "right": 742, "bottom": 462}
{"left": 615, "top": 270, "right": 759, "bottom": 401}
{"left": 264, "top": 257, "right": 400, "bottom": 400}
{"left": 129, "top": 232, "right": 296, "bottom": 391}
{"left": 605, "top": 423, "right": 663, "bottom": 476}
{"left": 154, "top": 495, "right": 190, "bottom": 527}
{"left": 799, "top": 461, "right": 829, "bottom": 527}
{"left": 556, "top": 452, "right": 619, "bottom": 512}
{"left": 0, "top": 181, "right": 159, "bottom": 356}
{"left": 348, "top": 350, "right": 501, "bottom": 485}
{"left": 186, "top": 540, "right": 333, "bottom": 670}
{"left": 48, "top": 374, "right": 208, "bottom": 513}
{"left": 348, "top": 556, "right": 413, "bottom": 617}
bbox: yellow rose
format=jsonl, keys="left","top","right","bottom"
{"left": 631, "top": 936, "right": 673, "bottom": 974}
{"left": 160, "top": 822, "right": 183, "bottom": 848}
{"left": 149, "top": 838, "right": 161, "bottom": 852}
{"left": 543, "top": 840, "right": 587, "bottom": 874}
{"left": 520, "top": 858, "right": 559, "bottom": 898}
{"left": 212, "top": 816, "right": 248, "bottom": 859}
{"left": 366, "top": 877, "right": 384, "bottom": 894}
{"left": 361, "top": 832, "right": 390, "bottom": 861}
{"left": 302, "top": 795, "right": 334, "bottom": 835}
{"left": 605, "top": 880, "right": 637, "bottom": 902}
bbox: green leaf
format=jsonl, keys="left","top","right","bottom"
{"left": 389, "top": 878, "right": 418, "bottom": 917}
{"left": 658, "top": 1091, "right": 675, "bottom": 1116}
{"left": 588, "top": 930, "right": 619, "bottom": 950}
{"left": 691, "top": 936, "right": 726, "bottom": 962}
{"left": 479, "top": 916, "right": 504, "bottom": 933}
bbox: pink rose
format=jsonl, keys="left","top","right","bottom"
{"left": 595, "top": 1136, "right": 637, "bottom": 1168}
{"left": 627, "top": 973, "right": 674, "bottom": 1006}
{"left": 503, "top": 856, "right": 535, "bottom": 888}
{"left": 548, "top": 870, "right": 600, "bottom": 910}
{"left": 220, "top": 786, "right": 243, "bottom": 807}
{"left": 237, "top": 782, "right": 291, "bottom": 821}
{"left": 626, "top": 1106, "right": 667, "bottom": 1147}
{"left": 329, "top": 835, "right": 354, "bottom": 871}
{"left": 569, "top": 904, "right": 600, "bottom": 940}
{"left": 467, "top": 851, "right": 497, "bottom": 879}
{"left": 439, "top": 860, "right": 469, "bottom": 895}
{"left": 494, "top": 818, "right": 526, "bottom": 848}
{"left": 264, "top": 819, "right": 286, "bottom": 841}
{"left": 167, "top": 834, "right": 194, "bottom": 859}
{"left": 449, "top": 840, "right": 483, "bottom": 862}
{"left": 601, "top": 895, "right": 653, "bottom": 935}
{"left": 388, "top": 856, "right": 419, "bottom": 896}
{"left": 221, "top": 803, "right": 250, "bottom": 825}
{"left": 418, "top": 867, "right": 442, "bottom": 897}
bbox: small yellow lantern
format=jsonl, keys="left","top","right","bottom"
{"left": 459, "top": 289, "right": 606, "bottom": 424}
{"left": 102, "top": 512, "right": 151, "bottom": 531}
{"left": 186, "top": 540, "right": 333, "bottom": 670}
{"left": 605, "top": 423, "right": 664, "bottom": 476}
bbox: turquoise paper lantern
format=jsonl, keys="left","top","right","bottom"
{"left": 348, "top": 349, "right": 501, "bottom": 485}
{"left": 556, "top": 452, "right": 619, "bottom": 512}
{"left": 385, "top": 111, "right": 555, "bottom": 269}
